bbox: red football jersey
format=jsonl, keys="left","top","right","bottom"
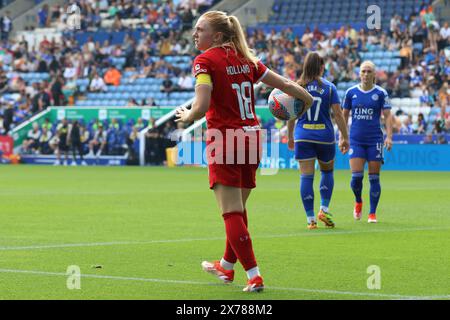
{"left": 192, "top": 46, "right": 269, "bottom": 132}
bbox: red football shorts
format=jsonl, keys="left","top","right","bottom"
{"left": 206, "top": 129, "right": 262, "bottom": 189}
{"left": 208, "top": 162, "right": 260, "bottom": 189}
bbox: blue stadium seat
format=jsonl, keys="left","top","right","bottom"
{"left": 137, "top": 92, "right": 147, "bottom": 100}
{"left": 374, "top": 51, "right": 384, "bottom": 59}
{"left": 132, "top": 78, "right": 143, "bottom": 84}
{"left": 155, "top": 92, "right": 164, "bottom": 99}
{"left": 130, "top": 85, "right": 141, "bottom": 92}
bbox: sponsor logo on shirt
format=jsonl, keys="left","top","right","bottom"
{"left": 303, "top": 124, "right": 326, "bottom": 130}
{"left": 353, "top": 106, "right": 374, "bottom": 120}
{"left": 193, "top": 64, "right": 208, "bottom": 77}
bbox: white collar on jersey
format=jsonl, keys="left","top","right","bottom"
{"left": 357, "top": 84, "right": 378, "bottom": 94}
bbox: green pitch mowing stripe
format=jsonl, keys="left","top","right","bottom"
{"left": 0, "top": 166, "right": 449, "bottom": 299}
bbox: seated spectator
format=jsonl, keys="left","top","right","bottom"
{"left": 134, "top": 118, "right": 145, "bottom": 130}
{"left": 127, "top": 98, "right": 139, "bottom": 106}
{"left": 88, "top": 123, "right": 107, "bottom": 157}
{"left": 399, "top": 115, "right": 414, "bottom": 134}
{"left": 109, "top": 118, "right": 120, "bottom": 130}
{"left": 89, "top": 73, "right": 107, "bottom": 92}
{"left": 39, "top": 126, "right": 53, "bottom": 154}
{"left": 104, "top": 65, "right": 122, "bottom": 86}
{"left": 176, "top": 71, "right": 194, "bottom": 91}
{"left": 22, "top": 122, "right": 41, "bottom": 154}
{"left": 440, "top": 22, "right": 450, "bottom": 49}
{"left": 422, "top": 133, "right": 434, "bottom": 144}
{"left": 143, "top": 97, "right": 157, "bottom": 107}
{"left": 128, "top": 61, "right": 156, "bottom": 83}
{"left": 414, "top": 113, "right": 427, "bottom": 134}
{"left": 63, "top": 62, "right": 77, "bottom": 80}
{"left": 41, "top": 118, "right": 53, "bottom": 131}
{"left": 160, "top": 74, "right": 174, "bottom": 96}
{"left": 437, "top": 134, "right": 448, "bottom": 144}
{"left": 432, "top": 119, "right": 446, "bottom": 134}
{"left": 9, "top": 76, "right": 27, "bottom": 93}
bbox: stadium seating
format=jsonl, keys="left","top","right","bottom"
{"left": 268, "top": 0, "right": 420, "bottom": 28}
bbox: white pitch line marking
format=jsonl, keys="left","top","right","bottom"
{"left": 0, "top": 226, "right": 448, "bottom": 251}
{"left": 0, "top": 268, "right": 448, "bottom": 300}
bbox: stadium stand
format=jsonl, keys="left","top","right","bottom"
{"left": 249, "top": 0, "right": 449, "bottom": 136}
{"left": 0, "top": 0, "right": 449, "bottom": 166}
{"left": 0, "top": 0, "right": 216, "bottom": 148}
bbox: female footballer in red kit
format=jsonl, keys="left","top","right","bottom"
{"left": 175, "top": 11, "right": 313, "bottom": 292}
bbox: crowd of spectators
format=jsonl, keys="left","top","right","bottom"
{"left": 249, "top": 4, "right": 449, "bottom": 136}
{"left": 0, "top": 0, "right": 211, "bottom": 135}
{"left": 18, "top": 116, "right": 178, "bottom": 164}
{"left": 36, "top": 0, "right": 217, "bottom": 31}
{"left": 1, "top": 0, "right": 449, "bottom": 146}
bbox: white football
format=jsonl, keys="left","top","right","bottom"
{"left": 268, "top": 89, "right": 307, "bottom": 121}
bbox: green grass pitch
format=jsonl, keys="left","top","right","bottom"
{"left": 0, "top": 165, "right": 449, "bottom": 300}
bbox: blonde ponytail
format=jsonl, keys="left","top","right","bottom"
{"left": 200, "top": 11, "right": 259, "bottom": 68}
{"left": 227, "top": 15, "right": 259, "bottom": 68}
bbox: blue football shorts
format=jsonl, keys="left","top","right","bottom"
{"left": 294, "top": 141, "right": 336, "bottom": 163}
{"left": 349, "top": 142, "right": 384, "bottom": 162}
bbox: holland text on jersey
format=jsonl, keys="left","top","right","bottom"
{"left": 226, "top": 64, "right": 251, "bottom": 76}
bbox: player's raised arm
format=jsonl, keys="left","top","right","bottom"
{"left": 262, "top": 70, "right": 314, "bottom": 111}
{"left": 383, "top": 108, "right": 393, "bottom": 151}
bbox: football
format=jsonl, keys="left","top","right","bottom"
{"left": 268, "top": 89, "right": 307, "bottom": 121}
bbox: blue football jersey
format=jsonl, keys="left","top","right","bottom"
{"left": 342, "top": 85, "right": 391, "bottom": 145}
{"left": 294, "top": 78, "right": 340, "bottom": 144}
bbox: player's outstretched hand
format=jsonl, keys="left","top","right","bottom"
{"left": 175, "top": 106, "right": 191, "bottom": 123}
{"left": 339, "top": 138, "right": 349, "bottom": 154}
{"left": 384, "top": 137, "right": 393, "bottom": 151}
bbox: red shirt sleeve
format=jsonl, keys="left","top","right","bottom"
{"left": 192, "top": 55, "right": 211, "bottom": 77}
{"left": 254, "top": 60, "right": 269, "bottom": 83}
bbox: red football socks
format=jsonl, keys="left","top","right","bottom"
{"left": 223, "top": 209, "right": 248, "bottom": 264}
{"left": 222, "top": 210, "right": 257, "bottom": 271}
